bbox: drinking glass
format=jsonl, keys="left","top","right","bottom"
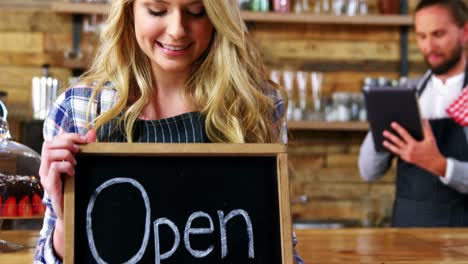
{"left": 296, "top": 71, "right": 309, "bottom": 120}
{"left": 283, "top": 70, "right": 296, "bottom": 120}
{"left": 314, "top": 0, "right": 331, "bottom": 14}
{"left": 310, "top": 72, "right": 324, "bottom": 120}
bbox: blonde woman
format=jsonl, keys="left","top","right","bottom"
{"left": 35, "top": 0, "right": 302, "bottom": 263}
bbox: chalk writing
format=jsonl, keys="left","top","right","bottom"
{"left": 86, "top": 178, "right": 151, "bottom": 264}
{"left": 86, "top": 177, "right": 255, "bottom": 264}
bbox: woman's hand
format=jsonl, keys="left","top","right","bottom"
{"left": 39, "top": 129, "right": 96, "bottom": 219}
{"left": 39, "top": 129, "right": 96, "bottom": 258}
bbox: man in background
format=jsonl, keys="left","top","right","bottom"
{"left": 359, "top": 0, "right": 468, "bottom": 227}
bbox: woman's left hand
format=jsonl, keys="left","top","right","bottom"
{"left": 382, "top": 119, "right": 447, "bottom": 176}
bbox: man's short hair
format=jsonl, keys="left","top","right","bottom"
{"left": 415, "top": 0, "right": 468, "bottom": 26}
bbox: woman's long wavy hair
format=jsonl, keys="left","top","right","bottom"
{"left": 80, "top": 0, "right": 287, "bottom": 143}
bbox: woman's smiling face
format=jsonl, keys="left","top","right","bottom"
{"left": 133, "top": 0, "right": 214, "bottom": 74}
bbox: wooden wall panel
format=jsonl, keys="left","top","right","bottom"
{"left": 45, "top": 32, "right": 98, "bottom": 55}
{"left": 0, "top": 0, "right": 56, "bottom": 8}
{"left": 0, "top": 52, "right": 66, "bottom": 67}
{"left": 1, "top": 86, "right": 34, "bottom": 118}
{"left": 251, "top": 14, "right": 427, "bottom": 101}
{"left": 0, "top": 8, "right": 70, "bottom": 33}
{"left": 0, "top": 1, "right": 429, "bottom": 224}
{"left": 289, "top": 130, "right": 396, "bottom": 223}
{"left": 0, "top": 8, "right": 73, "bottom": 124}
{"left": 292, "top": 200, "right": 362, "bottom": 220}
{"left": 0, "top": 32, "right": 44, "bottom": 53}
{"left": 257, "top": 39, "right": 400, "bottom": 61}
{"left": 0, "top": 65, "right": 70, "bottom": 88}
{"left": 252, "top": 24, "right": 401, "bottom": 42}
{"left": 323, "top": 71, "right": 400, "bottom": 93}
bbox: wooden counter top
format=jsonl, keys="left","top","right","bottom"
{"left": 0, "top": 230, "right": 39, "bottom": 264}
{"left": 295, "top": 228, "right": 468, "bottom": 263}
{"left": 1, "top": 228, "right": 468, "bottom": 263}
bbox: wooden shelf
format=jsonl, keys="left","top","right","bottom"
{"left": 242, "top": 11, "right": 413, "bottom": 26}
{"left": 288, "top": 121, "right": 369, "bottom": 131}
{"left": 51, "top": 2, "right": 109, "bottom": 14}
{"left": 0, "top": 215, "right": 44, "bottom": 220}
{"left": 51, "top": 3, "right": 413, "bottom": 26}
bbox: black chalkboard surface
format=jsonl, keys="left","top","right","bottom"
{"left": 64, "top": 143, "right": 292, "bottom": 264}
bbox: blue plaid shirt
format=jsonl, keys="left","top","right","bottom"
{"left": 34, "top": 86, "right": 303, "bottom": 264}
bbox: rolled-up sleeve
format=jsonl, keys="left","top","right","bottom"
{"left": 35, "top": 92, "right": 70, "bottom": 263}
{"left": 358, "top": 132, "right": 393, "bottom": 181}
{"left": 439, "top": 158, "right": 468, "bottom": 194}
{"left": 35, "top": 194, "right": 61, "bottom": 264}
{"left": 35, "top": 87, "right": 95, "bottom": 263}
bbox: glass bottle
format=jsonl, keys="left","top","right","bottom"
{"left": 273, "top": 0, "right": 291, "bottom": 13}
{"left": 251, "top": 0, "right": 270, "bottom": 12}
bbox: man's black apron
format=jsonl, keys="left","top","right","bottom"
{"left": 392, "top": 67, "right": 468, "bottom": 227}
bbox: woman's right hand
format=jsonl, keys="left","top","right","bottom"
{"left": 39, "top": 129, "right": 96, "bottom": 220}
{"left": 39, "top": 129, "right": 96, "bottom": 258}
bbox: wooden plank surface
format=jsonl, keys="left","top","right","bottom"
{"left": 257, "top": 39, "right": 400, "bottom": 61}
{"left": 278, "top": 153, "right": 294, "bottom": 264}
{"left": 291, "top": 199, "right": 363, "bottom": 220}
{"left": 0, "top": 52, "right": 72, "bottom": 67}
{"left": 0, "top": 9, "right": 70, "bottom": 33}
{"left": 287, "top": 129, "right": 391, "bottom": 221}
{"left": 0, "top": 230, "right": 39, "bottom": 264}
{"left": 3, "top": 228, "right": 468, "bottom": 264}
{"left": 288, "top": 121, "right": 369, "bottom": 131}
{"left": 252, "top": 24, "right": 401, "bottom": 41}
{"left": 79, "top": 143, "right": 286, "bottom": 155}
{"left": 64, "top": 171, "right": 75, "bottom": 264}
{"left": 0, "top": 32, "right": 44, "bottom": 53}
{"left": 243, "top": 12, "right": 413, "bottom": 26}
{"left": 294, "top": 228, "right": 468, "bottom": 264}
{"left": 50, "top": 3, "right": 412, "bottom": 25}
{"left": 264, "top": 59, "right": 426, "bottom": 74}
{"left": 0, "top": 65, "right": 70, "bottom": 87}
{"left": 0, "top": 0, "right": 54, "bottom": 11}
{"left": 51, "top": 2, "right": 109, "bottom": 14}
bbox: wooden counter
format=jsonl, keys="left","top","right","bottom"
{"left": 295, "top": 228, "right": 468, "bottom": 263}
{"left": 0, "top": 230, "right": 39, "bottom": 264}
{"left": 1, "top": 228, "right": 468, "bottom": 263}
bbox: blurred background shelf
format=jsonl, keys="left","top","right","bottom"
{"left": 242, "top": 11, "right": 413, "bottom": 26}
{"left": 0, "top": 0, "right": 54, "bottom": 10}
{"left": 51, "top": 2, "right": 413, "bottom": 26}
{"left": 51, "top": 2, "right": 109, "bottom": 14}
{"left": 288, "top": 121, "right": 369, "bottom": 131}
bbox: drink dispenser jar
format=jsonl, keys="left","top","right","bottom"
{"left": 0, "top": 99, "right": 44, "bottom": 218}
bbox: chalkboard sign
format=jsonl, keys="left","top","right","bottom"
{"left": 64, "top": 143, "right": 292, "bottom": 264}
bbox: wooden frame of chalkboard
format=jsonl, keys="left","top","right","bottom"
{"left": 64, "top": 143, "right": 293, "bottom": 264}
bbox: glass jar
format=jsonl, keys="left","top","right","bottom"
{"left": 251, "top": 0, "right": 270, "bottom": 12}
{"left": 358, "top": 0, "right": 368, "bottom": 15}
{"left": 350, "top": 92, "right": 364, "bottom": 121}
{"left": 331, "top": 92, "right": 351, "bottom": 121}
{"left": 0, "top": 100, "right": 43, "bottom": 218}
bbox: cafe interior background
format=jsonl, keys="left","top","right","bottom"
{"left": 0, "top": 0, "right": 444, "bottom": 240}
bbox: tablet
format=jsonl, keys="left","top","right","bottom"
{"left": 363, "top": 85, "right": 423, "bottom": 152}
